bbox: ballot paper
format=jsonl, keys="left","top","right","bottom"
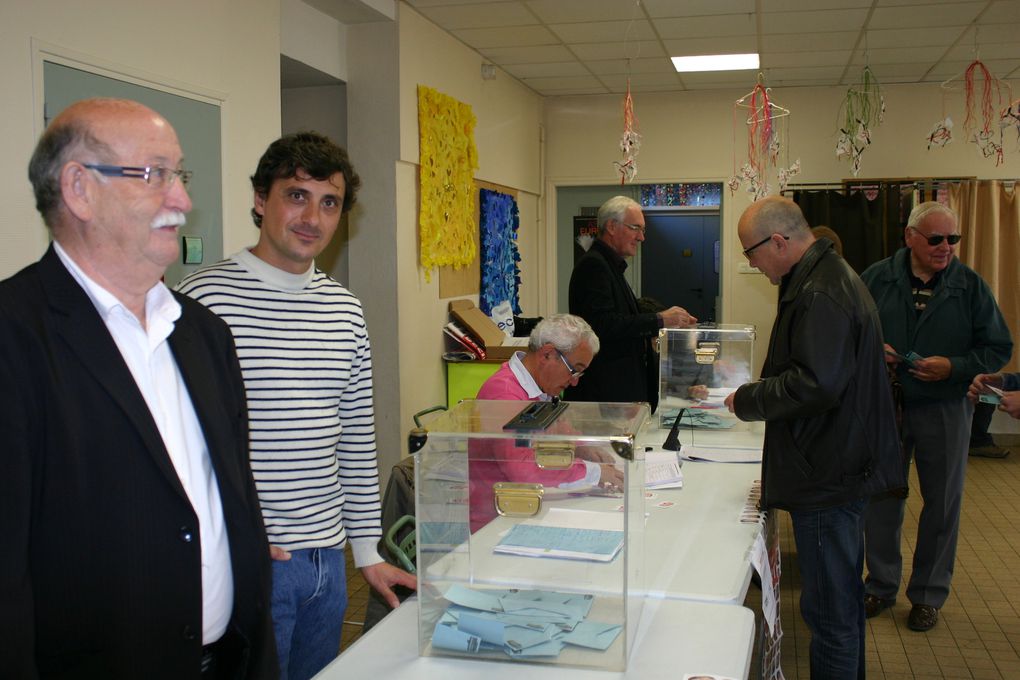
{"left": 492, "top": 508, "right": 624, "bottom": 562}
{"left": 432, "top": 585, "right": 623, "bottom": 661}
{"left": 645, "top": 449, "right": 684, "bottom": 489}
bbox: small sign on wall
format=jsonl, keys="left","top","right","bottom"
{"left": 183, "top": 236, "right": 203, "bottom": 265}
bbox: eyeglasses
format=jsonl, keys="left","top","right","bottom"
{"left": 84, "top": 164, "right": 193, "bottom": 190}
{"left": 555, "top": 348, "right": 585, "bottom": 379}
{"left": 909, "top": 226, "right": 961, "bottom": 246}
{"left": 743, "top": 233, "right": 789, "bottom": 257}
{"left": 620, "top": 222, "right": 646, "bottom": 234}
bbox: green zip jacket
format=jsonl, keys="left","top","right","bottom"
{"left": 861, "top": 248, "right": 1012, "bottom": 404}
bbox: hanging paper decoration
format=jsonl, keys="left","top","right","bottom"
{"left": 836, "top": 66, "right": 885, "bottom": 176}
{"left": 613, "top": 79, "right": 642, "bottom": 184}
{"left": 1001, "top": 100, "right": 1020, "bottom": 148}
{"left": 479, "top": 189, "right": 521, "bottom": 320}
{"left": 927, "top": 117, "right": 953, "bottom": 149}
{"left": 418, "top": 85, "right": 479, "bottom": 281}
{"left": 962, "top": 60, "right": 1007, "bottom": 165}
{"left": 728, "top": 79, "right": 800, "bottom": 201}
{"left": 929, "top": 59, "right": 1008, "bottom": 165}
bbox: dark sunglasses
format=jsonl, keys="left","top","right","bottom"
{"left": 910, "top": 227, "right": 961, "bottom": 246}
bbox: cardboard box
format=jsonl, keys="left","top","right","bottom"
{"left": 448, "top": 300, "right": 527, "bottom": 361}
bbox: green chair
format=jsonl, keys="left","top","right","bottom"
{"left": 384, "top": 514, "right": 416, "bottom": 574}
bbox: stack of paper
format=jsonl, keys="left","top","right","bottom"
{"left": 432, "top": 585, "right": 622, "bottom": 660}
{"left": 492, "top": 508, "right": 624, "bottom": 562}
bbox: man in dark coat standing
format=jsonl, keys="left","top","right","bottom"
{"left": 566, "top": 195, "right": 696, "bottom": 408}
{"left": 725, "top": 196, "right": 904, "bottom": 680}
{"left": 0, "top": 98, "right": 276, "bottom": 679}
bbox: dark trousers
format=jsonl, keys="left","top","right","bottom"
{"left": 790, "top": 497, "right": 868, "bottom": 680}
{"left": 970, "top": 400, "right": 995, "bottom": 447}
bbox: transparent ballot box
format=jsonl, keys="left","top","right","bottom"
{"left": 411, "top": 399, "right": 648, "bottom": 671}
{"left": 656, "top": 325, "right": 757, "bottom": 438}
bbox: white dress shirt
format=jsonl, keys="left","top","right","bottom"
{"left": 54, "top": 242, "right": 233, "bottom": 644}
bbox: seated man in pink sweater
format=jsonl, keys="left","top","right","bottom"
{"left": 471, "top": 314, "right": 624, "bottom": 530}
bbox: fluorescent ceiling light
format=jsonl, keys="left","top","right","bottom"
{"left": 671, "top": 53, "right": 760, "bottom": 73}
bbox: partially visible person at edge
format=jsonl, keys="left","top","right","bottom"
{"left": 566, "top": 195, "right": 697, "bottom": 410}
{"left": 177, "top": 131, "right": 416, "bottom": 680}
{"left": 861, "top": 201, "right": 1011, "bottom": 633}
{"left": 724, "top": 196, "right": 905, "bottom": 680}
{"left": 1, "top": 97, "right": 276, "bottom": 678}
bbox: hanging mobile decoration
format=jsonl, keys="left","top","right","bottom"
{"left": 728, "top": 76, "right": 800, "bottom": 201}
{"left": 614, "top": 79, "right": 642, "bottom": 184}
{"left": 1000, "top": 98, "right": 1020, "bottom": 148}
{"left": 930, "top": 57, "right": 1009, "bottom": 164}
{"left": 835, "top": 66, "right": 885, "bottom": 176}
{"left": 962, "top": 60, "right": 1007, "bottom": 165}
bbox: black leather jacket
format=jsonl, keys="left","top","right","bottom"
{"left": 732, "top": 239, "right": 906, "bottom": 511}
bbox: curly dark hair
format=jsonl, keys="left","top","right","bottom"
{"left": 249, "top": 131, "right": 361, "bottom": 227}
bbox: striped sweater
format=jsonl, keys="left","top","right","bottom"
{"left": 176, "top": 249, "right": 382, "bottom": 565}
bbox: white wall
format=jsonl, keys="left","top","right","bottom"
{"left": 0, "top": 0, "right": 281, "bottom": 279}
{"left": 392, "top": 5, "right": 544, "bottom": 440}
{"left": 544, "top": 81, "right": 1020, "bottom": 377}
{"left": 281, "top": 0, "right": 348, "bottom": 82}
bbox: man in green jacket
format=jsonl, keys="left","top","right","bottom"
{"left": 861, "top": 202, "right": 1012, "bottom": 632}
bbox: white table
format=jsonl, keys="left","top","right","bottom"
{"left": 316, "top": 596, "right": 755, "bottom": 680}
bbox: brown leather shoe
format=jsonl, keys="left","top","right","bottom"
{"left": 908, "top": 604, "right": 939, "bottom": 631}
{"left": 969, "top": 444, "right": 1010, "bottom": 459}
{"left": 864, "top": 593, "right": 895, "bottom": 618}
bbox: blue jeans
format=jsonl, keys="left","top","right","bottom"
{"left": 271, "top": 548, "right": 348, "bottom": 680}
{"left": 790, "top": 498, "right": 867, "bottom": 680}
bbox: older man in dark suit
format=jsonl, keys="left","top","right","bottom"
{"left": 566, "top": 195, "right": 696, "bottom": 409}
{"left": 0, "top": 98, "right": 276, "bottom": 678}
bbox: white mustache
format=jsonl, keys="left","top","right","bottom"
{"left": 151, "top": 211, "right": 187, "bottom": 230}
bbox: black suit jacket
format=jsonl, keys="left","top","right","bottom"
{"left": 565, "top": 239, "right": 660, "bottom": 408}
{"left": 0, "top": 247, "right": 276, "bottom": 679}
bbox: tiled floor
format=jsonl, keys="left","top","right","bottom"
{"left": 759, "top": 434, "right": 1020, "bottom": 680}
{"left": 340, "top": 436, "right": 1020, "bottom": 679}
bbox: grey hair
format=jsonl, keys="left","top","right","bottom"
{"left": 28, "top": 101, "right": 117, "bottom": 227}
{"left": 907, "top": 201, "right": 958, "bottom": 230}
{"left": 597, "top": 195, "right": 640, "bottom": 236}
{"left": 750, "top": 196, "right": 811, "bottom": 241}
{"left": 528, "top": 313, "right": 600, "bottom": 355}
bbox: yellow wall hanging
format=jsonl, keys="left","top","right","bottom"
{"left": 418, "top": 85, "right": 479, "bottom": 281}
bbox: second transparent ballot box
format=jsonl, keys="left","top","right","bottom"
{"left": 410, "top": 399, "right": 648, "bottom": 671}
{"left": 656, "top": 325, "right": 756, "bottom": 434}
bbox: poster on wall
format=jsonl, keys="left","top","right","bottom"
{"left": 573, "top": 215, "right": 598, "bottom": 264}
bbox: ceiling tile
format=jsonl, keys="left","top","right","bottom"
{"left": 525, "top": 0, "right": 643, "bottom": 23}
{"left": 662, "top": 36, "right": 758, "bottom": 57}
{"left": 600, "top": 72, "right": 687, "bottom": 89}
{"left": 655, "top": 14, "right": 757, "bottom": 39}
{"left": 945, "top": 43, "right": 1020, "bottom": 61}
{"left": 869, "top": 3, "right": 984, "bottom": 29}
{"left": 762, "top": 8, "right": 870, "bottom": 33}
{"left": 502, "top": 61, "right": 590, "bottom": 79}
{"left": 452, "top": 24, "right": 559, "bottom": 48}
{"left": 979, "top": 1, "right": 1020, "bottom": 23}
{"left": 587, "top": 57, "right": 678, "bottom": 76}
{"left": 641, "top": 0, "right": 755, "bottom": 18}
{"left": 765, "top": 50, "right": 853, "bottom": 68}
{"left": 767, "top": 66, "right": 853, "bottom": 81}
{"left": 763, "top": 0, "right": 873, "bottom": 9}
{"left": 518, "top": 74, "right": 607, "bottom": 90}
{"left": 478, "top": 44, "right": 576, "bottom": 64}
{"left": 570, "top": 40, "right": 666, "bottom": 61}
{"left": 864, "top": 26, "right": 968, "bottom": 49}
{"left": 416, "top": 2, "right": 538, "bottom": 29}
{"left": 406, "top": 0, "right": 518, "bottom": 6}
{"left": 761, "top": 31, "right": 859, "bottom": 51}
{"left": 547, "top": 20, "right": 657, "bottom": 43}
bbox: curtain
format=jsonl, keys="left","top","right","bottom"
{"left": 949, "top": 180, "right": 1020, "bottom": 372}
{"left": 793, "top": 186, "right": 907, "bottom": 274}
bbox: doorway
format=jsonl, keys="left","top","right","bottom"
{"left": 641, "top": 211, "right": 720, "bottom": 323}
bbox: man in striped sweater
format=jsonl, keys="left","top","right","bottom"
{"left": 178, "top": 132, "right": 415, "bottom": 680}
